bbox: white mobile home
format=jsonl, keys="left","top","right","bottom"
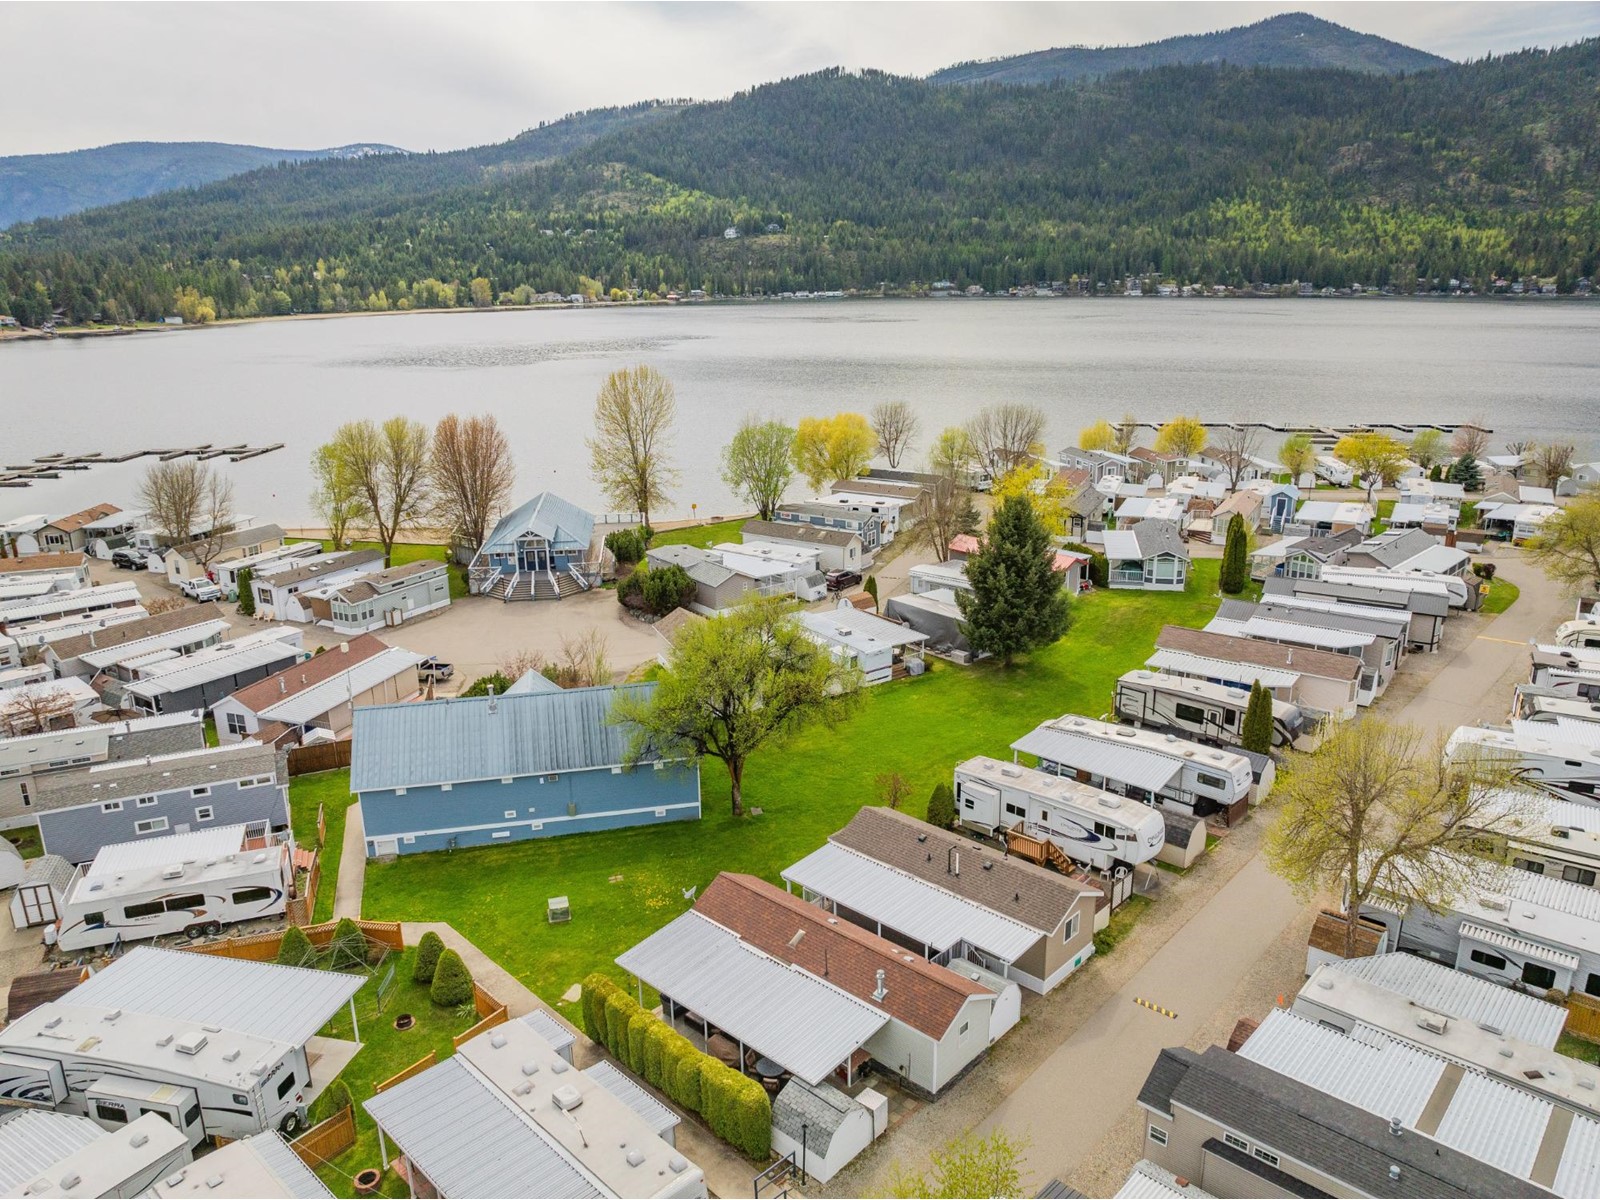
{"left": 1011, "top": 713, "right": 1256, "bottom": 824}
{"left": 1480, "top": 790, "right": 1600, "bottom": 890}
{"left": 1319, "top": 563, "right": 1471, "bottom": 610}
{"left": 0, "top": 1109, "right": 190, "bottom": 1198}
{"left": 1447, "top": 722, "right": 1600, "bottom": 802}
{"left": 1114, "top": 670, "right": 1303, "bottom": 748}
{"left": 953, "top": 755, "right": 1165, "bottom": 871}
{"left": 797, "top": 605, "right": 926, "bottom": 684}
{"left": 1313, "top": 455, "right": 1355, "bottom": 486}
{"left": 54, "top": 824, "right": 293, "bottom": 951}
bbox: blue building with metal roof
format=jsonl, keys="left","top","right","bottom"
{"left": 467, "top": 492, "right": 597, "bottom": 601}
{"left": 350, "top": 682, "right": 700, "bottom": 857}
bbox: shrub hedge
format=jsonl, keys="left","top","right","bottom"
{"left": 430, "top": 948, "right": 474, "bottom": 1007}
{"left": 413, "top": 930, "right": 445, "bottom": 983}
{"left": 275, "top": 924, "right": 315, "bottom": 968}
{"left": 580, "top": 973, "right": 771, "bottom": 1160}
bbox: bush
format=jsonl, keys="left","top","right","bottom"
{"left": 461, "top": 671, "right": 513, "bottom": 697}
{"left": 309, "top": 1077, "right": 352, "bottom": 1125}
{"left": 926, "top": 781, "right": 956, "bottom": 829}
{"left": 580, "top": 973, "right": 619, "bottom": 1042}
{"left": 235, "top": 566, "right": 255, "bottom": 616}
{"left": 626, "top": 1010, "right": 651, "bottom": 1074}
{"left": 413, "top": 931, "right": 445, "bottom": 984}
{"left": 326, "top": 918, "right": 367, "bottom": 970}
{"left": 864, "top": 574, "right": 879, "bottom": 610}
{"left": 603, "top": 990, "right": 637, "bottom": 1055}
{"left": 429, "top": 948, "right": 474, "bottom": 1007}
{"left": 672, "top": 1046, "right": 704, "bottom": 1112}
{"left": 1064, "top": 541, "right": 1108, "bottom": 587}
{"left": 641, "top": 562, "right": 696, "bottom": 615}
{"left": 617, "top": 569, "right": 647, "bottom": 610}
{"left": 605, "top": 527, "right": 649, "bottom": 564}
{"left": 276, "top": 925, "right": 316, "bottom": 968}
{"left": 1472, "top": 561, "right": 1497, "bottom": 580}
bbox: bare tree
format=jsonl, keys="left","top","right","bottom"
{"left": 912, "top": 473, "right": 981, "bottom": 563}
{"left": 870, "top": 401, "right": 920, "bottom": 469}
{"left": 1530, "top": 442, "right": 1575, "bottom": 489}
{"left": 138, "top": 461, "right": 234, "bottom": 567}
{"left": 432, "top": 413, "right": 516, "bottom": 554}
{"left": 325, "top": 418, "right": 433, "bottom": 566}
{"left": 1452, "top": 418, "right": 1490, "bottom": 460}
{"left": 143, "top": 595, "right": 187, "bottom": 616}
{"left": 496, "top": 648, "right": 548, "bottom": 680}
{"left": 1503, "top": 440, "right": 1532, "bottom": 457}
{"left": 966, "top": 403, "right": 1046, "bottom": 481}
{"left": 1210, "top": 424, "right": 1263, "bottom": 490}
{"left": 0, "top": 686, "right": 78, "bottom": 737}
{"left": 554, "top": 629, "right": 612, "bottom": 688}
{"left": 588, "top": 365, "right": 678, "bottom": 530}
{"left": 1111, "top": 413, "right": 1140, "bottom": 456}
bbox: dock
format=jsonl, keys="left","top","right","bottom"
{"left": 0, "top": 443, "right": 284, "bottom": 488}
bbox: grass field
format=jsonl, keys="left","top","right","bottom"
{"left": 290, "top": 539, "right": 468, "bottom": 600}
{"left": 362, "top": 560, "right": 1226, "bottom": 1007}
{"left": 647, "top": 517, "right": 748, "bottom": 549}
{"left": 4, "top": 826, "right": 42, "bottom": 859}
{"left": 1481, "top": 575, "right": 1521, "bottom": 614}
{"left": 291, "top": 771, "right": 359, "bottom": 924}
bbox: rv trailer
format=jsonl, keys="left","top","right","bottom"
{"left": 1556, "top": 619, "right": 1600, "bottom": 651}
{"left": 1447, "top": 723, "right": 1600, "bottom": 803}
{"left": 1318, "top": 564, "right": 1472, "bottom": 610}
{"left": 1114, "top": 670, "right": 1303, "bottom": 748}
{"left": 1511, "top": 683, "right": 1600, "bottom": 727}
{"left": 953, "top": 756, "right": 1165, "bottom": 871}
{"left": 54, "top": 825, "right": 292, "bottom": 952}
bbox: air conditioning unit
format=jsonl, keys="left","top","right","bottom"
{"left": 161, "top": 865, "right": 183, "bottom": 880}
{"left": 552, "top": 1084, "right": 583, "bottom": 1112}
{"left": 1415, "top": 1012, "right": 1449, "bottom": 1035}
{"left": 173, "top": 1031, "right": 208, "bottom": 1056}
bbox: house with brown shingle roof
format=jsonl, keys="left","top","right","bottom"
{"left": 1151, "top": 624, "right": 1361, "bottom": 722}
{"left": 210, "top": 633, "right": 422, "bottom": 744}
{"left": 694, "top": 873, "right": 1007, "bottom": 1096}
{"left": 34, "top": 505, "right": 122, "bottom": 554}
{"left": 44, "top": 602, "right": 230, "bottom": 679}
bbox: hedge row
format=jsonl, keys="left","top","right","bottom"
{"left": 582, "top": 973, "right": 771, "bottom": 1160}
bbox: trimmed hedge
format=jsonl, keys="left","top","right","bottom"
{"left": 309, "top": 1077, "right": 353, "bottom": 1125}
{"left": 580, "top": 974, "right": 771, "bottom": 1160}
{"left": 276, "top": 924, "right": 315, "bottom": 968}
{"left": 413, "top": 930, "right": 445, "bottom": 983}
{"left": 430, "top": 948, "right": 474, "bottom": 1007}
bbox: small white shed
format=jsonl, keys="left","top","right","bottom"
{"left": 0, "top": 837, "right": 24, "bottom": 891}
{"left": 9, "top": 853, "right": 73, "bottom": 930}
{"left": 771, "top": 1078, "right": 874, "bottom": 1184}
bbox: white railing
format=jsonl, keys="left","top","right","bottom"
{"left": 566, "top": 563, "right": 591, "bottom": 591}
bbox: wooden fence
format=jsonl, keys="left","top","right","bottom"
{"left": 183, "top": 919, "right": 404, "bottom": 962}
{"left": 1567, "top": 993, "right": 1600, "bottom": 1043}
{"left": 375, "top": 1051, "right": 438, "bottom": 1094}
{"left": 285, "top": 857, "right": 321, "bottom": 927}
{"left": 289, "top": 1104, "right": 356, "bottom": 1168}
{"left": 287, "top": 739, "right": 352, "bottom": 776}
{"left": 453, "top": 984, "right": 509, "bottom": 1049}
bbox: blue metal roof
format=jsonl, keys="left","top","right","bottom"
{"left": 350, "top": 683, "right": 659, "bottom": 792}
{"left": 480, "top": 493, "right": 595, "bottom": 555}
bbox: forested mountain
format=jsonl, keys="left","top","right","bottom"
{"left": 0, "top": 141, "right": 405, "bottom": 229}
{"left": 2, "top": 41, "right": 1598, "bottom": 326}
{"left": 929, "top": 12, "right": 1450, "bottom": 86}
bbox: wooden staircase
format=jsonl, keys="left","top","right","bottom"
{"left": 1005, "top": 822, "right": 1082, "bottom": 877}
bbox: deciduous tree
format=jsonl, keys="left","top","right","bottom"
{"left": 913, "top": 473, "right": 981, "bottom": 563}
{"left": 720, "top": 418, "right": 794, "bottom": 520}
{"left": 0, "top": 685, "right": 78, "bottom": 737}
{"left": 1078, "top": 419, "right": 1115, "bottom": 452}
{"left": 889, "top": 1131, "right": 1027, "bottom": 1200}
{"left": 958, "top": 494, "right": 1071, "bottom": 664}
{"left": 966, "top": 403, "right": 1046, "bottom": 481}
{"left": 431, "top": 413, "right": 516, "bottom": 554}
{"left": 137, "top": 460, "right": 234, "bottom": 568}
{"left": 870, "top": 401, "right": 919, "bottom": 468}
{"left": 1111, "top": 413, "right": 1141, "bottom": 456}
{"left": 992, "top": 460, "right": 1070, "bottom": 537}
{"left": 309, "top": 443, "right": 371, "bottom": 550}
{"left": 792, "top": 413, "right": 875, "bottom": 489}
{"left": 1264, "top": 719, "right": 1527, "bottom": 958}
{"left": 1530, "top": 442, "right": 1576, "bottom": 489}
{"left": 325, "top": 418, "right": 433, "bottom": 566}
{"left": 1210, "top": 424, "right": 1263, "bottom": 489}
{"left": 1452, "top": 419, "right": 1490, "bottom": 460}
{"left": 1277, "top": 433, "right": 1317, "bottom": 481}
{"left": 1334, "top": 431, "right": 1409, "bottom": 504}
{"left": 928, "top": 426, "right": 977, "bottom": 479}
{"left": 1525, "top": 489, "right": 1600, "bottom": 593}
{"left": 615, "top": 596, "right": 860, "bottom": 816}
{"left": 588, "top": 365, "right": 679, "bottom": 530}
{"left": 1409, "top": 428, "right": 1446, "bottom": 472}
{"left": 1154, "top": 415, "right": 1207, "bottom": 460}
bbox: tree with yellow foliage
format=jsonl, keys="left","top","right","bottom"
{"left": 172, "top": 285, "right": 217, "bottom": 325}
{"left": 1333, "top": 430, "right": 1409, "bottom": 504}
{"left": 1078, "top": 420, "right": 1115, "bottom": 452}
{"left": 1154, "top": 415, "right": 1207, "bottom": 460}
{"left": 991, "top": 461, "right": 1070, "bottom": 537}
{"left": 792, "top": 413, "right": 875, "bottom": 489}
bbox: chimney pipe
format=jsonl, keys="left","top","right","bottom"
{"left": 872, "top": 969, "right": 887, "bottom": 1002}
{"left": 487, "top": 684, "right": 498, "bottom": 715}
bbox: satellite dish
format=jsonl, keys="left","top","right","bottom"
{"left": 681, "top": 885, "right": 697, "bottom": 902}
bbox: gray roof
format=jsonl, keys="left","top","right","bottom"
{"left": 1351, "top": 528, "right": 1440, "bottom": 568}
{"left": 1238, "top": 599, "right": 1409, "bottom": 642}
{"left": 1106, "top": 520, "right": 1189, "bottom": 562}
{"left": 1266, "top": 575, "right": 1450, "bottom": 618}
{"left": 742, "top": 519, "right": 858, "bottom": 548}
{"left": 30, "top": 741, "right": 278, "bottom": 813}
{"left": 169, "top": 524, "right": 286, "bottom": 563}
{"left": 647, "top": 544, "right": 737, "bottom": 587}
{"left": 364, "top": 1055, "right": 603, "bottom": 1200}
{"left": 1010, "top": 725, "right": 1181, "bottom": 794}
{"left": 259, "top": 548, "right": 383, "bottom": 589}
{"left": 350, "top": 683, "right": 659, "bottom": 792}
{"left": 1320, "top": 954, "right": 1567, "bottom": 1049}
{"left": 505, "top": 669, "right": 564, "bottom": 696}
{"left": 616, "top": 910, "right": 888, "bottom": 1085}
{"left": 582, "top": 1060, "right": 680, "bottom": 1138}
{"left": 0, "top": 1109, "right": 104, "bottom": 1194}
{"left": 20, "top": 853, "right": 75, "bottom": 894}
{"left": 1141, "top": 1045, "right": 1549, "bottom": 1198}
{"left": 46, "top": 603, "right": 227, "bottom": 664}
{"left": 772, "top": 1078, "right": 861, "bottom": 1156}
{"left": 65, "top": 946, "right": 363, "bottom": 1046}
{"left": 521, "top": 1008, "right": 578, "bottom": 1053}
{"left": 480, "top": 493, "right": 594, "bottom": 556}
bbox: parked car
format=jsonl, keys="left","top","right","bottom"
{"left": 418, "top": 656, "right": 454, "bottom": 682}
{"left": 825, "top": 569, "right": 862, "bottom": 592}
{"left": 110, "top": 548, "right": 144, "bottom": 570}
{"left": 178, "top": 577, "right": 222, "bottom": 602}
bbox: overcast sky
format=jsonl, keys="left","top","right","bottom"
{"left": 4, "top": 1, "right": 1598, "bottom": 157}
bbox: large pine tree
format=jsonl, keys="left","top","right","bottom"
{"left": 1220, "top": 514, "right": 1248, "bottom": 594}
{"left": 957, "top": 494, "right": 1071, "bottom": 664}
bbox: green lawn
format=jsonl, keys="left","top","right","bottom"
{"left": 289, "top": 539, "right": 468, "bottom": 600}
{"left": 4, "top": 826, "right": 42, "bottom": 860}
{"left": 291, "top": 770, "right": 359, "bottom": 924}
{"left": 1559, "top": 1032, "right": 1600, "bottom": 1064}
{"left": 311, "top": 947, "right": 478, "bottom": 1199}
{"left": 363, "top": 560, "right": 1227, "bottom": 1008}
{"left": 1373, "top": 498, "right": 1395, "bottom": 534}
{"left": 202, "top": 717, "right": 219, "bottom": 748}
{"left": 647, "top": 517, "right": 748, "bottom": 550}
{"left": 1481, "top": 575, "right": 1520, "bottom": 614}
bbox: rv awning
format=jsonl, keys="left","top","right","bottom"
{"left": 1459, "top": 922, "right": 1580, "bottom": 973}
{"left": 1009, "top": 726, "right": 1181, "bottom": 794}
{"left": 1145, "top": 649, "right": 1298, "bottom": 691}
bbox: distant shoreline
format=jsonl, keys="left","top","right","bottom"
{"left": 1, "top": 289, "right": 1592, "bottom": 345}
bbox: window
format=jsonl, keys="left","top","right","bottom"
{"left": 95, "top": 1103, "right": 128, "bottom": 1124}
{"left": 1563, "top": 865, "right": 1597, "bottom": 887}
{"left": 135, "top": 817, "right": 168, "bottom": 835}
{"left": 83, "top": 911, "right": 105, "bottom": 927}
{"left": 492, "top": 831, "right": 511, "bottom": 839}
{"left": 440, "top": 783, "right": 452, "bottom": 792}
{"left": 19, "top": 781, "right": 29, "bottom": 808}
{"left": 232, "top": 887, "right": 274, "bottom": 905}
{"left": 1063, "top": 913, "right": 1079, "bottom": 943}
{"left": 191, "top": 785, "right": 210, "bottom": 798}
{"left": 195, "top": 806, "right": 214, "bottom": 822}
{"left": 226, "top": 713, "right": 248, "bottom": 736}
{"left": 1470, "top": 948, "right": 1508, "bottom": 972}
{"left": 276, "top": 1072, "right": 296, "bottom": 1099}
{"left": 164, "top": 894, "right": 204, "bottom": 912}
{"left": 183, "top": 1103, "right": 201, "bottom": 1126}
{"left": 1004, "top": 801, "right": 1027, "bottom": 819}
{"left": 1253, "top": 1148, "right": 1280, "bottom": 1168}
{"left": 1175, "top": 702, "right": 1206, "bottom": 725}
{"left": 1196, "top": 772, "right": 1227, "bottom": 790}
{"left": 1522, "top": 962, "right": 1558, "bottom": 990}
{"left": 959, "top": 1021, "right": 969, "bottom": 1036}
{"left": 101, "top": 800, "right": 124, "bottom": 812}
{"left": 1513, "top": 857, "right": 1546, "bottom": 874}
{"left": 1223, "top": 1132, "right": 1249, "bottom": 1153}
{"left": 143, "top": 1108, "right": 174, "bottom": 1125}
{"left": 136, "top": 796, "right": 157, "bottom": 808}
{"left": 1586, "top": 973, "right": 1600, "bottom": 998}
{"left": 395, "top": 788, "right": 407, "bottom": 796}
{"left": 1223, "top": 709, "right": 1238, "bottom": 727}
{"left": 125, "top": 900, "right": 165, "bottom": 919}
{"left": 1148, "top": 1125, "right": 1168, "bottom": 1147}
{"left": 504, "top": 810, "right": 517, "bottom": 819}
{"left": 238, "top": 776, "right": 269, "bottom": 788}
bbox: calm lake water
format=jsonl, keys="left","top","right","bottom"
{"left": 3, "top": 299, "right": 1598, "bottom": 525}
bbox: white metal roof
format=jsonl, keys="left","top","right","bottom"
{"left": 521, "top": 1008, "right": 577, "bottom": 1053}
{"left": 1207, "top": 615, "right": 1373, "bottom": 651}
{"left": 79, "top": 509, "right": 143, "bottom": 532}
{"left": 781, "top": 841, "right": 1042, "bottom": 959}
{"left": 1295, "top": 501, "right": 1374, "bottom": 524}
{"left": 124, "top": 631, "right": 302, "bottom": 698}
{"left": 65, "top": 945, "right": 364, "bottom": 1047}
{"left": 77, "top": 619, "right": 231, "bottom": 670}
{"left": 1316, "top": 953, "right": 1567, "bottom": 1048}
{"left": 1238, "top": 1009, "right": 1442, "bottom": 1124}
{"left": 1102, "top": 530, "right": 1141, "bottom": 561}
{"left": 0, "top": 583, "right": 142, "bottom": 622}
{"left": 798, "top": 607, "right": 927, "bottom": 654}
{"left": 1249, "top": 535, "right": 1304, "bottom": 561}
{"left": 151, "top": 1132, "right": 334, "bottom": 1198}
{"left": 616, "top": 910, "right": 888, "bottom": 1085}
{"left": 1513, "top": 717, "right": 1600, "bottom": 750}
{"left": 583, "top": 1060, "right": 681, "bottom": 1139}
{"left": 83, "top": 822, "right": 251, "bottom": 878}
{"left": 255, "top": 647, "right": 424, "bottom": 724}
{"left": 1010, "top": 724, "right": 1183, "bottom": 793}
{"left": 1114, "top": 1161, "right": 1214, "bottom": 1200}
{"left": 1460, "top": 921, "right": 1581, "bottom": 971}
{"left": 0, "top": 1110, "right": 104, "bottom": 1195}
{"left": 1146, "top": 649, "right": 1299, "bottom": 690}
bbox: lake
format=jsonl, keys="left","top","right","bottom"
{"left": 3, "top": 298, "right": 1598, "bottom": 526}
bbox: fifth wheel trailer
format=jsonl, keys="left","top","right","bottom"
{"left": 1114, "top": 670, "right": 1303, "bottom": 748}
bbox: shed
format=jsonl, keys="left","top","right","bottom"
{"left": 771, "top": 1078, "right": 874, "bottom": 1184}
{"left": 9, "top": 852, "right": 73, "bottom": 929}
{"left": 1157, "top": 808, "right": 1206, "bottom": 870}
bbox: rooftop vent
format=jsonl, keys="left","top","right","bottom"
{"left": 550, "top": 1059, "right": 569, "bottom": 1074}
{"left": 490, "top": 1033, "right": 508, "bottom": 1050}
{"left": 103, "top": 1009, "right": 122, "bottom": 1022}
{"left": 626, "top": 1149, "right": 646, "bottom": 1168}
{"left": 1388, "top": 1116, "right": 1403, "bottom": 1137}
{"left": 130, "top": 1132, "right": 149, "bottom": 1149}
{"left": 552, "top": 1084, "right": 583, "bottom": 1111}
{"left": 1388, "top": 1165, "right": 1401, "bottom": 1182}
{"left": 521, "top": 1062, "right": 540, "bottom": 1077}
{"left": 669, "top": 1155, "right": 689, "bottom": 1173}
{"left": 872, "top": 968, "right": 888, "bottom": 1002}
{"left": 174, "top": 1031, "right": 208, "bottom": 1055}
{"left": 1415, "top": 1013, "right": 1448, "bottom": 1035}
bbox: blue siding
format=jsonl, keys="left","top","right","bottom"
{"left": 38, "top": 780, "right": 290, "bottom": 865}
{"left": 359, "top": 762, "right": 701, "bottom": 857}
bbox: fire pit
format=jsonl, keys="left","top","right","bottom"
{"left": 353, "top": 1168, "right": 382, "bottom": 1195}
{"left": 393, "top": 1013, "right": 415, "bottom": 1031}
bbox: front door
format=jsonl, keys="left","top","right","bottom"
{"left": 19, "top": 882, "right": 56, "bottom": 926}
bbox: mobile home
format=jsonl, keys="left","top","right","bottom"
{"left": 953, "top": 755, "right": 1165, "bottom": 871}
{"left": 1114, "top": 670, "right": 1303, "bottom": 748}
{"left": 1447, "top": 722, "right": 1600, "bottom": 802}
{"left": 54, "top": 824, "right": 292, "bottom": 951}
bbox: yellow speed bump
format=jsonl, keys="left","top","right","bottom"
{"left": 1134, "top": 996, "right": 1178, "bottom": 1019}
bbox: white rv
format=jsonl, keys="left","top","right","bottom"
{"left": 1011, "top": 714, "right": 1255, "bottom": 821}
{"left": 1313, "top": 455, "right": 1355, "bottom": 487}
{"left": 1479, "top": 790, "right": 1600, "bottom": 890}
{"left": 1114, "top": 670, "right": 1303, "bottom": 748}
{"left": 1511, "top": 683, "right": 1600, "bottom": 727}
{"left": 1557, "top": 619, "right": 1600, "bottom": 651}
{"left": 1319, "top": 564, "right": 1471, "bottom": 610}
{"left": 55, "top": 825, "right": 292, "bottom": 951}
{"left": 1447, "top": 723, "right": 1600, "bottom": 803}
{"left": 953, "top": 756, "right": 1165, "bottom": 871}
